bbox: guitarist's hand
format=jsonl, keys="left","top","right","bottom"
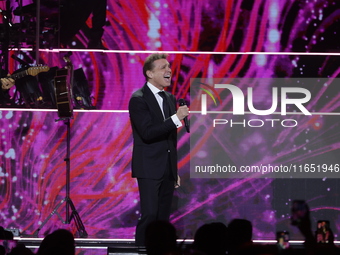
{"left": 1, "top": 76, "right": 15, "bottom": 90}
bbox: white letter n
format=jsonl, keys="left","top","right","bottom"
{"left": 215, "top": 84, "right": 244, "bottom": 115}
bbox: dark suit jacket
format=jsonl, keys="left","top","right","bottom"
{"left": 129, "top": 83, "right": 178, "bottom": 180}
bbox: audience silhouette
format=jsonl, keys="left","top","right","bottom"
{"left": 144, "top": 220, "right": 179, "bottom": 255}
{"left": 8, "top": 244, "right": 34, "bottom": 255}
{"left": 0, "top": 245, "right": 6, "bottom": 255}
{"left": 37, "top": 229, "right": 75, "bottom": 255}
{"left": 191, "top": 222, "right": 228, "bottom": 255}
{"left": 2, "top": 200, "right": 340, "bottom": 255}
{"left": 226, "top": 219, "right": 253, "bottom": 254}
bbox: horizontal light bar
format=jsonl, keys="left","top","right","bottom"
{"left": 23, "top": 245, "right": 107, "bottom": 249}
{"left": 2, "top": 108, "right": 340, "bottom": 116}
{"left": 14, "top": 237, "right": 135, "bottom": 241}
{"left": 11, "top": 237, "right": 322, "bottom": 243}
{"left": 190, "top": 111, "right": 340, "bottom": 115}
{"left": 0, "top": 108, "right": 128, "bottom": 113}
{"left": 9, "top": 48, "right": 340, "bottom": 56}
{"left": 14, "top": 237, "right": 340, "bottom": 248}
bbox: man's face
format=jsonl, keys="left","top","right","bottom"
{"left": 147, "top": 58, "right": 172, "bottom": 90}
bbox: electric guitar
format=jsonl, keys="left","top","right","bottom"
{"left": 1, "top": 66, "right": 50, "bottom": 90}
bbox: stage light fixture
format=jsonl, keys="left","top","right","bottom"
{"left": 38, "top": 66, "right": 59, "bottom": 108}
{"left": 72, "top": 68, "right": 95, "bottom": 109}
{"left": 14, "top": 74, "right": 44, "bottom": 108}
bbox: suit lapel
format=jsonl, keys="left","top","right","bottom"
{"left": 142, "top": 84, "right": 164, "bottom": 121}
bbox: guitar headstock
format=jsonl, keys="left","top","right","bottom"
{"left": 27, "top": 66, "right": 50, "bottom": 76}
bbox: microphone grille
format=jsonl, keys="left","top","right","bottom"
{"left": 179, "top": 98, "right": 186, "bottom": 106}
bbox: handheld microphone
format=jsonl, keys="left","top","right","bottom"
{"left": 178, "top": 98, "right": 189, "bottom": 133}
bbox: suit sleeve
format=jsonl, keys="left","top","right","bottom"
{"left": 129, "top": 95, "right": 177, "bottom": 143}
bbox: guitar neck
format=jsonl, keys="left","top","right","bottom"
{"left": 9, "top": 70, "right": 28, "bottom": 81}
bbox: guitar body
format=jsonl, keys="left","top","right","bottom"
{"left": 54, "top": 68, "right": 73, "bottom": 119}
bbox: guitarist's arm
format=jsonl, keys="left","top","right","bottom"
{"left": 0, "top": 75, "right": 14, "bottom": 103}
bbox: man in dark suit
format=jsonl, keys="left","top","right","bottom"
{"left": 129, "top": 53, "right": 189, "bottom": 246}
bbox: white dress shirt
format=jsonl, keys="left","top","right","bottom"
{"left": 147, "top": 82, "right": 182, "bottom": 128}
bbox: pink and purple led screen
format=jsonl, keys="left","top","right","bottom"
{"left": 1, "top": 0, "right": 340, "bottom": 242}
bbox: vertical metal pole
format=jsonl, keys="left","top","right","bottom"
{"left": 35, "top": 0, "right": 40, "bottom": 64}
{"left": 65, "top": 118, "right": 71, "bottom": 223}
{"left": 57, "top": 0, "right": 61, "bottom": 48}
{"left": 18, "top": 0, "right": 23, "bottom": 52}
{"left": 2, "top": 0, "right": 11, "bottom": 71}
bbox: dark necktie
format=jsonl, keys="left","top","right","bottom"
{"left": 158, "top": 91, "right": 170, "bottom": 119}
